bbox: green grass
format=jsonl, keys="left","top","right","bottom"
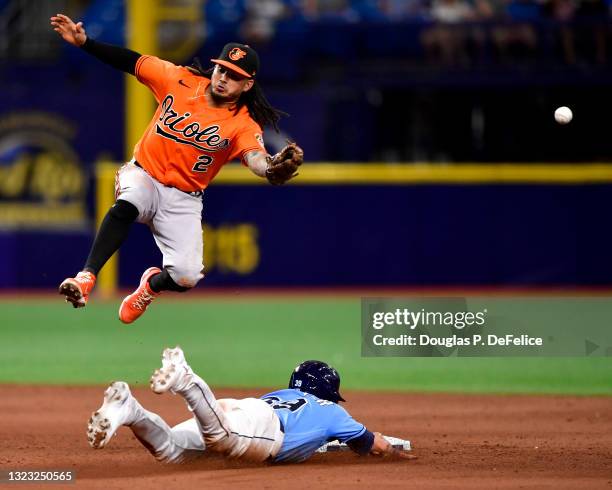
{"left": 0, "top": 297, "right": 610, "bottom": 395}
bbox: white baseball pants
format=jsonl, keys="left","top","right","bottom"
{"left": 114, "top": 161, "right": 204, "bottom": 288}
{"left": 128, "top": 374, "right": 284, "bottom": 463}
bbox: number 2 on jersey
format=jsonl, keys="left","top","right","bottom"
{"left": 193, "top": 155, "right": 214, "bottom": 172}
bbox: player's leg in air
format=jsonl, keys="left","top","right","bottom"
{"left": 59, "top": 162, "right": 205, "bottom": 323}
{"left": 58, "top": 162, "right": 150, "bottom": 309}
{"left": 118, "top": 180, "right": 205, "bottom": 324}
{"left": 58, "top": 198, "right": 139, "bottom": 309}
{"left": 87, "top": 381, "right": 206, "bottom": 463}
{"left": 150, "top": 347, "right": 284, "bottom": 462}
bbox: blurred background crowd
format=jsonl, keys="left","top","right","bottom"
{"left": 5, "top": 0, "right": 612, "bottom": 68}
{"left": 3, "top": 0, "right": 612, "bottom": 163}
{"left": 216, "top": 0, "right": 612, "bottom": 67}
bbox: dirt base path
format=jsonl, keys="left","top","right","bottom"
{"left": 0, "top": 386, "right": 610, "bottom": 489}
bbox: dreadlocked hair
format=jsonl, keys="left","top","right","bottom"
{"left": 189, "top": 58, "right": 288, "bottom": 132}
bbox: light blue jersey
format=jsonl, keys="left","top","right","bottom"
{"left": 261, "top": 388, "right": 368, "bottom": 463}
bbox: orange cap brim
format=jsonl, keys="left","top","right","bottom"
{"left": 210, "top": 59, "right": 252, "bottom": 78}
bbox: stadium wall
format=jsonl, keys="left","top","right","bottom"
{"left": 1, "top": 164, "right": 611, "bottom": 288}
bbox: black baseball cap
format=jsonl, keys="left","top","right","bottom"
{"left": 211, "top": 43, "right": 260, "bottom": 79}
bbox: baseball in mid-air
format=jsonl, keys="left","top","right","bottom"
{"left": 554, "top": 106, "right": 573, "bottom": 125}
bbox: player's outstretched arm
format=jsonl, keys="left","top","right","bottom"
{"left": 370, "top": 432, "right": 416, "bottom": 460}
{"left": 50, "top": 13, "right": 141, "bottom": 75}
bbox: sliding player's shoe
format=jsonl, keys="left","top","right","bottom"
{"left": 87, "top": 381, "right": 137, "bottom": 449}
{"left": 150, "top": 346, "right": 195, "bottom": 394}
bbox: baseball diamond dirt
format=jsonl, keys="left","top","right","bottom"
{"left": 1, "top": 386, "right": 610, "bottom": 489}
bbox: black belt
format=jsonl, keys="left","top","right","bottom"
{"left": 133, "top": 160, "right": 203, "bottom": 197}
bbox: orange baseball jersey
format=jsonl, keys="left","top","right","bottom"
{"left": 133, "top": 55, "right": 265, "bottom": 192}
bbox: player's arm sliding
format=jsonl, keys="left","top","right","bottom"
{"left": 370, "top": 432, "right": 415, "bottom": 459}
{"left": 50, "top": 14, "right": 140, "bottom": 75}
{"left": 344, "top": 429, "right": 411, "bottom": 459}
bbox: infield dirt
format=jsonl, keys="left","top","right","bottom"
{"left": 1, "top": 386, "right": 610, "bottom": 489}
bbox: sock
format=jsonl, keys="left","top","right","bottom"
{"left": 83, "top": 200, "right": 139, "bottom": 275}
{"left": 149, "top": 268, "right": 190, "bottom": 293}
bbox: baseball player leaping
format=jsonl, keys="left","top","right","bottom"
{"left": 87, "top": 347, "right": 414, "bottom": 463}
{"left": 50, "top": 14, "right": 303, "bottom": 323}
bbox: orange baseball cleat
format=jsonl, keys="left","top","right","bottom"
{"left": 59, "top": 271, "right": 97, "bottom": 308}
{"left": 119, "top": 267, "right": 161, "bottom": 324}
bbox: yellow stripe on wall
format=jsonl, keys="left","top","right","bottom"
{"left": 214, "top": 163, "right": 612, "bottom": 185}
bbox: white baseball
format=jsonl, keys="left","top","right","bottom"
{"left": 554, "top": 106, "right": 573, "bottom": 125}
